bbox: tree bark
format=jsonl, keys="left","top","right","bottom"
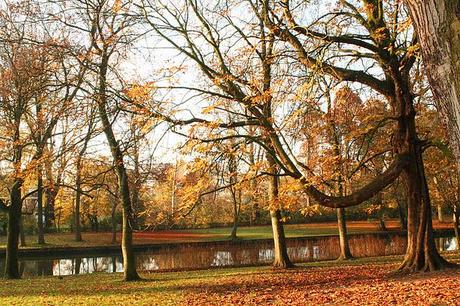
{"left": 267, "top": 154, "right": 293, "bottom": 268}
{"left": 111, "top": 200, "right": 118, "bottom": 244}
{"left": 336, "top": 207, "right": 352, "bottom": 260}
{"left": 406, "top": 0, "right": 460, "bottom": 170}
{"left": 74, "top": 155, "right": 83, "bottom": 242}
{"left": 454, "top": 205, "right": 460, "bottom": 249}
{"left": 97, "top": 50, "right": 139, "bottom": 281}
{"left": 37, "top": 164, "right": 45, "bottom": 244}
{"left": 397, "top": 106, "right": 453, "bottom": 272}
{"left": 19, "top": 215, "right": 26, "bottom": 247}
{"left": 5, "top": 181, "right": 23, "bottom": 279}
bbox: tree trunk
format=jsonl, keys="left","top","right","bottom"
{"left": 267, "top": 154, "right": 293, "bottom": 268}
{"left": 437, "top": 203, "right": 444, "bottom": 223}
{"left": 37, "top": 164, "right": 45, "bottom": 244}
{"left": 111, "top": 201, "right": 118, "bottom": 244}
{"left": 397, "top": 198, "right": 407, "bottom": 230}
{"left": 406, "top": 0, "right": 460, "bottom": 170}
{"left": 336, "top": 208, "right": 352, "bottom": 260}
{"left": 97, "top": 50, "right": 140, "bottom": 281}
{"left": 74, "top": 155, "right": 83, "bottom": 242}
{"left": 44, "top": 188, "right": 56, "bottom": 231}
{"left": 5, "top": 181, "right": 23, "bottom": 279}
{"left": 453, "top": 205, "right": 460, "bottom": 249}
{"left": 19, "top": 215, "right": 26, "bottom": 247}
{"left": 229, "top": 190, "right": 239, "bottom": 241}
{"left": 398, "top": 144, "right": 453, "bottom": 272}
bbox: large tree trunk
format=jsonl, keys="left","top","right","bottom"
{"left": 397, "top": 100, "right": 452, "bottom": 272}
{"left": 406, "top": 1, "right": 460, "bottom": 169}
{"left": 5, "top": 181, "right": 23, "bottom": 279}
{"left": 267, "top": 154, "right": 293, "bottom": 268}
{"left": 336, "top": 208, "right": 352, "bottom": 260}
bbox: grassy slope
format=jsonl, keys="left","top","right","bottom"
{"left": 1, "top": 253, "right": 459, "bottom": 305}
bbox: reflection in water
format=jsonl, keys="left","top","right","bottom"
{"left": 3, "top": 234, "right": 458, "bottom": 277}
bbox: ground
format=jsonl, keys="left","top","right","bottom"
{"left": 0, "top": 220, "right": 452, "bottom": 249}
{"left": 1, "top": 254, "right": 459, "bottom": 305}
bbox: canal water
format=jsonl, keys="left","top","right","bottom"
{"left": 2, "top": 233, "right": 457, "bottom": 277}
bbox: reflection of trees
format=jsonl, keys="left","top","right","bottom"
{"left": 7, "top": 234, "right": 451, "bottom": 276}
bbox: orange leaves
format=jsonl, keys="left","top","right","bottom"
{"left": 184, "top": 263, "right": 460, "bottom": 305}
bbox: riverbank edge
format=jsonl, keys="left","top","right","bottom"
{"left": 0, "top": 229, "right": 454, "bottom": 259}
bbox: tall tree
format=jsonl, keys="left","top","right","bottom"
{"left": 54, "top": 0, "right": 144, "bottom": 281}
{"left": 264, "top": 0, "right": 454, "bottom": 272}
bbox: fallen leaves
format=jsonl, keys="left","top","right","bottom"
{"left": 183, "top": 263, "right": 460, "bottom": 305}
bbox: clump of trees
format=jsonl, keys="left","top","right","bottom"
{"left": 0, "top": 0, "right": 459, "bottom": 281}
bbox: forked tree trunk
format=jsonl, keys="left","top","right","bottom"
{"left": 336, "top": 208, "right": 352, "bottom": 260}
{"left": 406, "top": 0, "right": 460, "bottom": 170}
{"left": 5, "top": 181, "right": 23, "bottom": 279}
{"left": 398, "top": 144, "right": 453, "bottom": 272}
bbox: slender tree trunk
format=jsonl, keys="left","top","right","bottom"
{"left": 229, "top": 190, "right": 239, "bottom": 241}
{"left": 75, "top": 258, "right": 82, "bottom": 275}
{"left": 111, "top": 201, "right": 118, "bottom": 244}
{"left": 19, "top": 215, "right": 25, "bottom": 247}
{"left": 74, "top": 156, "right": 83, "bottom": 242}
{"left": 437, "top": 203, "right": 444, "bottom": 223}
{"left": 336, "top": 207, "right": 352, "bottom": 260}
{"left": 453, "top": 205, "right": 460, "bottom": 249}
{"left": 37, "top": 164, "right": 45, "bottom": 244}
{"left": 44, "top": 188, "right": 56, "bottom": 231}
{"left": 97, "top": 51, "right": 139, "bottom": 281}
{"left": 5, "top": 181, "right": 23, "bottom": 279}
{"left": 229, "top": 151, "right": 239, "bottom": 241}
{"left": 248, "top": 141, "right": 260, "bottom": 226}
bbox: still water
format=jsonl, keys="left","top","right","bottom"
{"left": 2, "top": 233, "right": 458, "bottom": 277}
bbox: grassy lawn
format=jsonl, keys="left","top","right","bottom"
{"left": 1, "top": 253, "right": 459, "bottom": 305}
{"left": 0, "top": 220, "right": 449, "bottom": 249}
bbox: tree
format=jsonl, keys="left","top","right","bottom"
{"left": 405, "top": 1, "right": 460, "bottom": 171}
{"left": 263, "top": 0, "right": 454, "bottom": 272}
{"left": 54, "top": 0, "right": 144, "bottom": 281}
{"left": 74, "top": 106, "right": 97, "bottom": 241}
{"left": 141, "top": 0, "right": 296, "bottom": 268}
{"left": 0, "top": 6, "right": 60, "bottom": 277}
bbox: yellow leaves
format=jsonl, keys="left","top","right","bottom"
{"left": 125, "top": 82, "right": 156, "bottom": 105}
{"left": 112, "top": 0, "right": 122, "bottom": 13}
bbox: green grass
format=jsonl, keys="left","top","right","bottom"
{"left": 182, "top": 221, "right": 390, "bottom": 239}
